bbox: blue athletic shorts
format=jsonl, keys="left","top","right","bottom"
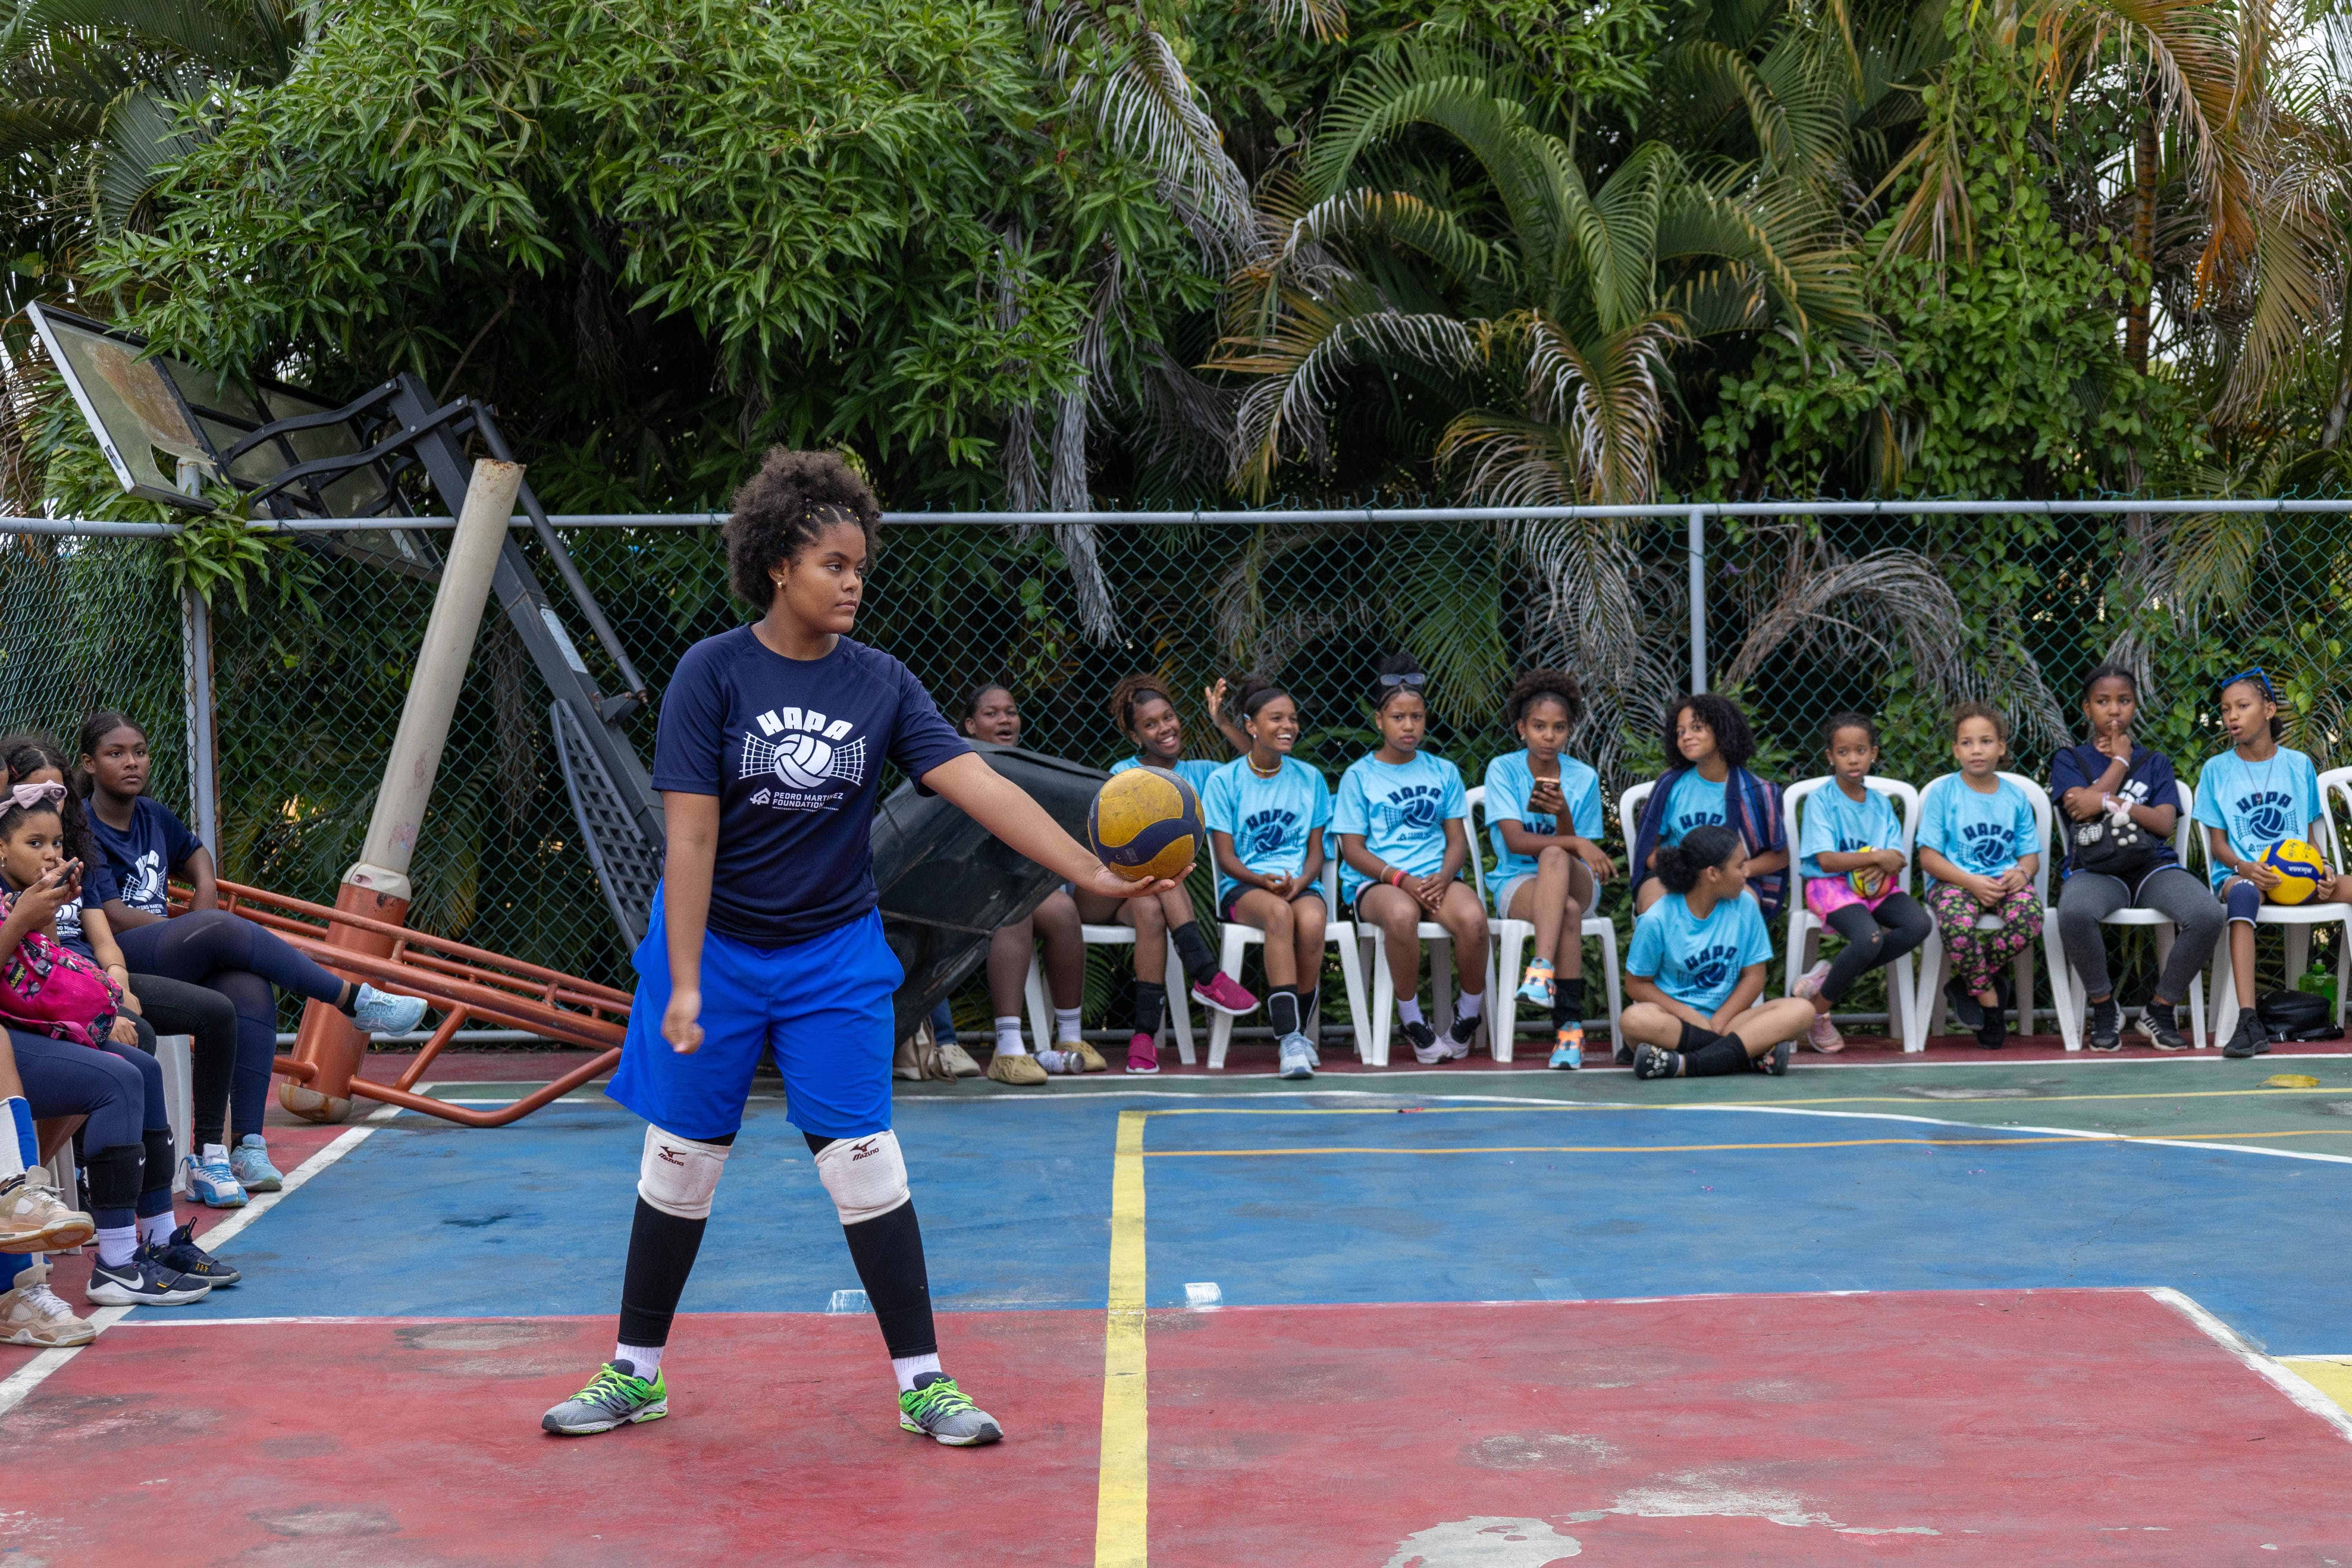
{"left": 607, "top": 890, "right": 902, "bottom": 1142}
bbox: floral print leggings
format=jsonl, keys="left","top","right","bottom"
{"left": 1925, "top": 884, "right": 2044, "bottom": 993}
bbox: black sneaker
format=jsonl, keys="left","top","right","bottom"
{"left": 2135, "top": 1002, "right": 2189, "bottom": 1052}
{"left": 1402, "top": 1019, "right": 1444, "bottom": 1065}
{"left": 1944, "top": 979, "right": 1985, "bottom": 1032}
{"left": 1975, "top": 1013, "right": 2007, "bottom": 1050}
{"left": 1631, "top": 1044, "right": 1679, "bottom": 1080}
{"left": 2223, "top": 1008, "right": 2271, "bottom": 1058}
{"left": 2086, "top": 996, "right": 2122, "bottom": 1052}
{"left": 1613, "top": 1042, "right": 1635, "bottom": 1065}
{"left": 152, "top": 1223, "right": 240, "bottom": 1287}
{"left": 86, "top": 1253, "right": 211, "bottom": 1306}
{"left": 1757, "top": 1040, "right": 1791, "bottom": 1076}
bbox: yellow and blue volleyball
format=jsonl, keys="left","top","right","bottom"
{"left": 1088, "top": 765, "right": 1202, "bottom": 883}
{"left": 1847, "top": 849, "right": 1887, "bottom": 900}
{"left": 2260, "top": 837, "right": 2328, "bottom": 905}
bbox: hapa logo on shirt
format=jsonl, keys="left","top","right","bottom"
{"left": 2234, "top": 790, "right": 2294, "bottom": 843}
{"left": 1960, "top": 820, "right": 2012, "bottom": 871}
{"left": 121, "top": 850, "right": 165, "bottom": 911}
{"left": 739, "top": 706, "right": 867, "bottom": 811}
{"left": 1242, "top": 808, "right": 1297, "bottom": 859}
{"left": 1382, "top": 785, "right": 1445, "bottom": 831}
{"left": 1684, "top": 943, "right": 1740, "bottom": 993}
{"left": 1678, "top": 806, "right": 1726, "bottom": 831}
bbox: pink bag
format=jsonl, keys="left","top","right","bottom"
{"left": 0, "top": 891, "right": 120, "bottom": 1047}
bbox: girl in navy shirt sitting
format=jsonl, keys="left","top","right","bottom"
{"left": 78, "top": 711, "right": 429, "bottom": 1191}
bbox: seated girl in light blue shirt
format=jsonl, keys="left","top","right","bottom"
{"left": 1332, "top": 655, "right": 1490, "bottom": 1065}
{"left": 1916, "top": 704, "right": 2043, "bottom": 1049}
{"left": 1790, "top": 713, "right": 1931, "bottom": 1056}
{"left": 1203, "top": 677, "right": 1333, "bottom": 1078}
{"left": 1621, "top": 824, "right": 1813, "bottom": 1080}
{"left": 1481, "top": 669, "right": 1615, "bottom": 1070}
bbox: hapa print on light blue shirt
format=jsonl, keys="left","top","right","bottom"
{"left": 1482, "top": 750, "right": 1603, "bottom": 889}
{"left": 1797, "top": 784, "right": 1905, "bottom": 882}
{"left": 1916, "top": 774, "right": 2038, "bottom": 886}
{"left": 1201, "top": 756, "right": 1332, "bottom": 906}
{"left": 2194, "top": 746, "right": 2326, "bottom": 890}
{"left": 1627, "top": 889, "right": 1773, "bottom": 1014}
{"left": 1331, "top": 751, "right": 1466, "bottom": 903}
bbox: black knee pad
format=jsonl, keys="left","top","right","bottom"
{"left": 142, "top": 1127, "right": 176, "bottom": 1194}
{"left": 84, "top": 1140, "right": 144, "bottom": 1212}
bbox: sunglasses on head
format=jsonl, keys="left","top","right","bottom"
{"left": 2221, "top": 666, "right": 2277, "bottom": 701}
{"left": 1377, "top": 672, "right": 1427, "bottom": 689}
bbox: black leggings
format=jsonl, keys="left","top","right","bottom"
{"left": 1818, "top": 892, "right": 1935, "bottom": 1004}
{"left": 114, "top": 910, "right": 351, "bottom": 1143}
{"left": 128, "top": 972, "right": 240, "bottom": 1148}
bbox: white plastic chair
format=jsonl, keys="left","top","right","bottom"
{"left": 154, "top": 1034, "right": 195, "bottom": 1193}
{"left": 2203, "top": 766, "right": 2352, "bottom": 1037}
{"left": 2042, "top": 780, "right": 2209, "bottom": 1051}
{"left": 1781, "top": 776, "right": 1924, "bottom": 1050}
{"left": 1203, "top": 856, "right": 1374, "bottom": 1068}
{"left": 1913, "top": 772, "right": 2053, "bottom": 1040}
{"left": 1465, "top": 784, "right": 1622, "bottom": 1060}
{"left": 1350, "top": 823, "right": 1490, "bottom": 1067}
{"left": 1024, "top": 922, "right": 1196, "bottom": 1063}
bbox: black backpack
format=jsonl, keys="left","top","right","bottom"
{"left": 2258, "top": 989, "right": 2343, "bottom": 1042}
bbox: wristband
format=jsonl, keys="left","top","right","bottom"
{"left": 1385, "top": 867, "right": 1405, "bottom": 887}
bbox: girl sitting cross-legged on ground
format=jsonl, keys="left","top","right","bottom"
{"left": 1624, "top": 825, "right": 1810, "bottom": 1080}
{"left": 1203, "top": 676, "right": 1332, "bottom": 1081}
{"left": 2196, "top": 667, "right": 2352, "bottom": 1060}
{"left": 1481, "top": 668, "right": 1615, "bottom": 1070}
{"left": 1789, "top": 713, "right": 1933, "bottom": 1054}
{"left": 1333, "top": 655, "right": 1490, "bottom": 1065}
{"left": 78, "top": 710, "right": 431, "bottom": 1179}
{"left": 1100, "top": 674, "right": 1256, "bottom": 1074}
{"left": 1917, "top": 704, "right": 2043, "bottom": 1050}
{"left": 1631, "top": 693, "right": 1788, "bottom": 920}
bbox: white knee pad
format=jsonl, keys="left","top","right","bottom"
{"left": 813, "top": 1130, "right": 911, "bottom": 1226}
{"left": 638, "top": 1125, "right": 731, "bottom": 1220}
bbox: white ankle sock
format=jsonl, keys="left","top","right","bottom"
{"left": 993, "top": 1017, "right": 1028, "bottom": 1056}
{"left": 893, "top": 1352, "right": 942, "bottom": 1392}
{"left": 1053, "top": 1007, "right": 1083, "bottom": 1045}
{"left": 1456, "top": 991, "right": 1484, "bottom": 1020}
{"left": 96, "top": 1226, "right": 136, "bottom": 1268}
{"left": 1396, "top": 997, "right": 1425, "bottom": 1026}
{"left": 138, "top": 1212, "right": 175, "bottom": 1248}
{"left": 616, "top": 1342, "right": 664, "bottom": 1377}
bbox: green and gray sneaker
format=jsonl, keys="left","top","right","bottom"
{"left": 541, "top": 1360, "right": 668, "bottom": 1435}
{"left": 898, "top": 1372, "right": 1003, "bottom": 1446}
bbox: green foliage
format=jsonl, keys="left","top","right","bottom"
{"left": 160, "top": 502, "right": 323, "bottom": 618}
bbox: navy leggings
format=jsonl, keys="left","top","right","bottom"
{"left": 114, "top": 910, "right": 349, "bottom": 1143}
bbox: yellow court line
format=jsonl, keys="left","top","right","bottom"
{"left": 2280, "top": 1359, "right": 2352, "bottom": 1422}
{"left": 1144, "top": 1130, "right": 2352, "bottom": 1158}
{"left": 1094, "top": 1109, "right": 1150, "bottom": 1567}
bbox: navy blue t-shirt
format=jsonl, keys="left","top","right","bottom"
{"left": 54, "top": 857, "right": 121, "bottom": 959}
{"left": 87, "top": 796, "right": 203, "bottom": 917}
{"left": 2048, "top": 741, "right": 2182, "bottom": 881}
{"left": 652, "top": 627, "right": 972, "bottom": 947}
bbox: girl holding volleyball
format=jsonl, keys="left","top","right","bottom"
{"left": 1789, "top": 713, "right": 1931, "bottom": 1053}
{"left": 1099, "top": 674, "right": 1256, "bottom": 1074}
{"left": 1333, "top": 655, "right": 1489, "bottom": 1065}
{"left": 1203, "top": 676, "right": 1332, "bottom": 1080}
{"left": 2196, "top": 668, "right": 2352, "bottom": 1058}
{"left": 1622, "top": 825, "right": 1809, "bottom": 1079}
{"left": 1481, "top": 670, "right": 1613, "bottom": 1069}
{"left": 541, "top": 450, "right": 1180, "bottom": 1443}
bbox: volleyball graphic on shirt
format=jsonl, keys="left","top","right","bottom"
{"left": 739, "top": 721, "right": 866, "bottom": 794}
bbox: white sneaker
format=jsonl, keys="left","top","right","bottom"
{"left": 1276, "top": 1034, "right": 1316, "bottom": 1080}
{"left": 1441, "top": 1016, "right": 1479, "bottom": 1060}
{"left": 0, "top": 1259, "right": 95, "bottom": 1347}
{"left": 351, "top": 983, "right": 429, "bottom": 1034}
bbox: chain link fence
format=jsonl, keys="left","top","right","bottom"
{"left": 5, "top": 499, "right": 2348, "bottom": 1039}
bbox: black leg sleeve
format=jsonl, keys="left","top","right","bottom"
{"left": 617, "top": 1197, "right": 710, "bottom": 1349}
{"left": 807, "top": 1130, "right": 936, "bottom": 1360}
{"left": 1680, "top": 1033, "right": 1754, "bottom": 1076}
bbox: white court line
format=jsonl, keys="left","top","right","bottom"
{"left": 0, "top": 1102, "right": 401, "bottom": 1423}
{"left": 2149, "top": 1286, "right": 2352, "bottom": 1445}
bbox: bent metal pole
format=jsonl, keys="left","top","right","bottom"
{"left": 281, "top": 458, "right": 526, "bottom": 1123}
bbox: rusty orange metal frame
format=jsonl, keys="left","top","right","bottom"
{"left": 176, "top": 881, "right": 632, "bottom": 1127}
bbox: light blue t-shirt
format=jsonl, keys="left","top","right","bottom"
{"left": 1110, "top": 755, "right": 1222, "bottom": 802}
{"left": 1482, "top": 751, "right": 1604, "bottom": 891}
{"left": 1660, "top": 770, "right": 1729, "bottom": 846}
{"left": 1917, "top": 774, "right": 2039, "bottom": 884}
{"left": 1627, "top": 890, "right": 1773, "bottom": 1014}
{"left": 1797, "top": 784, "right": 1906, "bottom": 882}
{"left": 2194, "top": 746, "right": 2326, "bottom": 890}
{"left": 1331, "top": 751, "right": 1467, "bottom": 903}
{"left": 1201, "top": 756, "right": 1332, "bottom": 906}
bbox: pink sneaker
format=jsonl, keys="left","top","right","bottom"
{"left": 1189, "top": 971, "right": 1258, "bottom": 1018}
{"left": 1125, "top": 1032, "right": 1160, "bottom": 1074}
{"left": 1806, "top": 1010, "right": 1844, "bottom": 1053}
{"left": 1793, "top": 960, "right": 1831, "bottom": 1001}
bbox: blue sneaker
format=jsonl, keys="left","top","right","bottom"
{"left": 1548, "top": 1023, "right": 1583, "bottom": 1070}
{"left": 184, "top": 1150, "right": 247, "bottom": 1208}
{"left": 153, "top": 1222, "right": 240, "bottom": 1287}
{"left": 1515, "top": 961, "right": 1553, "bottom": 1008}
{"left": 351, "top": 983, "right": 429, "bottom": 1035}
{"left": 230, "top": 1135, "right": 283, "bottom": 1193}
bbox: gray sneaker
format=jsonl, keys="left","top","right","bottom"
{"left": 898, "top": 1372, "right": 1002, "bottom": 1446}
{"left": 542, "top": 1361, "right": 668, "bottom": 1435}
{"left": 1276, "top": 1033, "right": 1316, "bottom": 1080}
{"left": 352, "top": 983, "right": 430, "bottom": 1034}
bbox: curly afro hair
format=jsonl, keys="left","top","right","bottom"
{"left": 1105, "top": 673, "right": 1178, "bottom": 739}
{"left": 722, "top": 448, "right": 882, "bottom": 609}
{"left": 1506, "top": 668, "right": 1583, "bottom": 728}
{"left": 1662, "top": 693, "right": 1757, "bottom": 770}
